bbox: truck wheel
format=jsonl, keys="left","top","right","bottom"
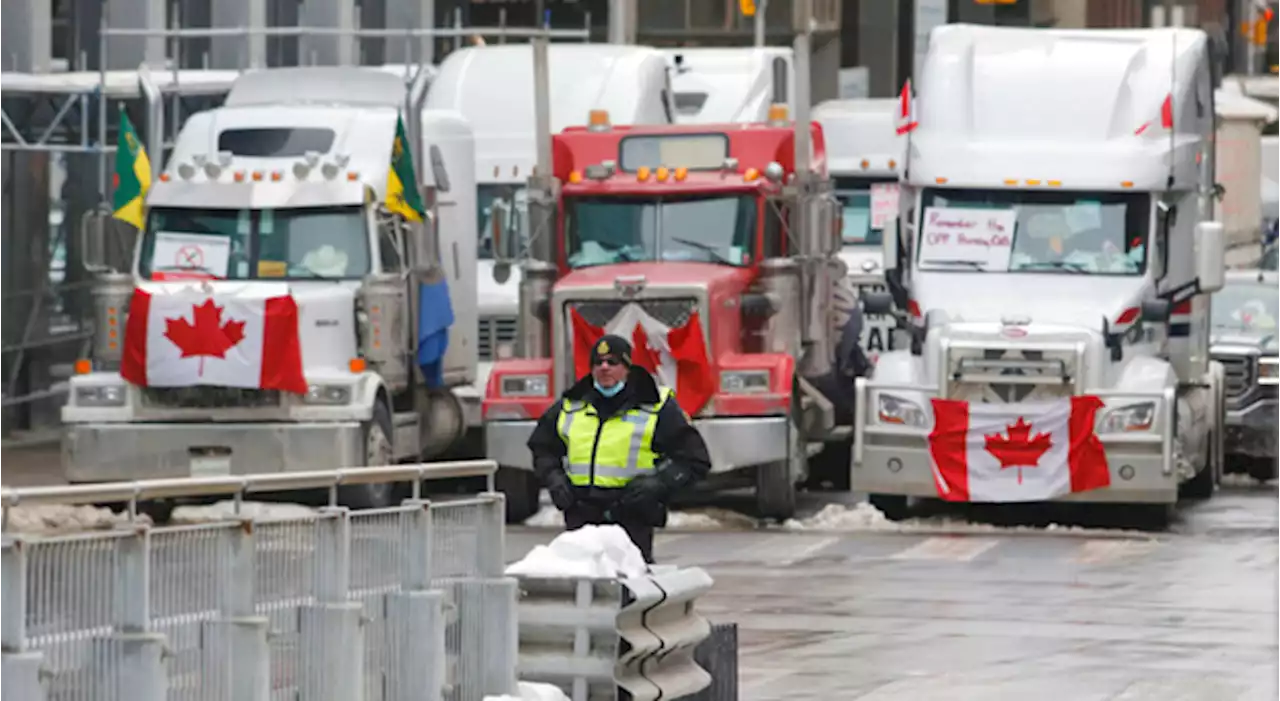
{"left": 495, "top": 467, "right": 541, "bottom": 524}
{"left": 339, "top": 402, "right": 398, "bottom": 510}
{"left": 868, "top": 494, "right": 911, "bottom": 521}
{"left": 755, "top": 460, "right": 796, "bottom": 522}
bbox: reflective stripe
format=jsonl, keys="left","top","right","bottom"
{"left": 557, "top": 388, "right": 672, "bottom": 488}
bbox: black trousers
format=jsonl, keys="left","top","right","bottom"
{"left": 563, "top": 498, "right": 657, "bottom": 564}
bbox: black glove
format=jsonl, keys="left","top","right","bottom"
{"left": 619, "top": 473, "right": 667, "bottom": 511}
{"left": 544, "top": 469, "right": 577, "bottom": 512}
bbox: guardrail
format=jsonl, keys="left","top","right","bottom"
{"left": 1, "top": 461, "right": 519, "bottom": 701}
{"left": 512, "top": 566, "right": 715, "bottom": 701}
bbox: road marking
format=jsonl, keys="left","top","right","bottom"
{"left": 774, "top": 536, "right": 840, "bottom": 566}
{"left": 890, "top": 537, "right": 1000, "bottom": 562}
{"left": 748, "top": 534, "right": 840, "bottom": 566}
{"left": 1070, "top": 538, "right": 1160, "bottom": 565}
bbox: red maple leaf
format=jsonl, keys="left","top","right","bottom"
{"left": 984, "top": 417, "right": 1053, "bottom": 484}
{"left": 164, "top": 299, "right": 247, "bottom": 376}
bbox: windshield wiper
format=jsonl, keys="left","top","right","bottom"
{"left": 922, "top": 259, "right": 985, "bottom": 270}
{"left": 670, "top": 236, "right": 732, "bottom": 265}
{"left": 1016, "top": 261, "right": 1089, "bottom": 274}
{"left": 152, "top": 264, "right": 220, "bottom": 277}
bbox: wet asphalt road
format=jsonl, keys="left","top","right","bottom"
{"left": 506, "top": 481, "right": 1279, "bottom": 701}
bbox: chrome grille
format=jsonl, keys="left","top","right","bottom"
{"left": 1213, "top": 354, "right": 1254, "bottom": 399}
{"left": 946, "top": 347, "right": 1077, "bottom": 404}
{"left": 141, "top": 386, "right": 282, "bottom": 409}
{"left": 477, "top": 315, "right": 518, "bottom": 360}
{"left": 568, "top": 298, "right": 698, "bottom": 329}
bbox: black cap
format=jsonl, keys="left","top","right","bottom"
{"left": 590, "top": 334, "right": 632, "bottom": 367}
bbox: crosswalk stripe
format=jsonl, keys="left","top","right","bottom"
{"left": 890, "top": 536, "right": 1000, "bottom": 562}
{"left": 774, "top": 536, "right": 840, "bottom": 566}
{"left": 747, "top": 534, "right": 840, "bottom": 566}
{"left": 1070, "top": 538, "right": 1160, "bottom": 564}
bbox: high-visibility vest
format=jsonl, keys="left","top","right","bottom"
{"left": 555, "top": 387, "right": 673, "bottom": 488}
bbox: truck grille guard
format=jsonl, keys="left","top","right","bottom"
{"left": 942, "top": 339, "right": 1085, "bottom": 404}
{"left": 140, "top": 386, "right": 282, "bottom": 409}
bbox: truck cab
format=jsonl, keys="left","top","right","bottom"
{"left": 424, "top": 44, "right": 674, "bottom": 393}
{"left": 813, "top": 98, "right": 905, "bottom": 362}
{"left": 856, "top": 26, "right": 1227, "bottom": 526}
{"left": 63, "top": 67, "right": 478, "bottom": 509}
{"left": 663, "top": 47, "right": 795, "bottom": 124}
{"left": 482, "top": 100, "right": 852, "bottom": 522}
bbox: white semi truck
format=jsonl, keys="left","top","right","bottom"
{"left": 813, "top": 98, "right": 904, "bottom": 363}
{"left": 663, "top": 47, "right": 795, "bottom": 124}
{"left": 63, "top": 66, "right": 478, "bottom": 511}
{"left": 856, "top": 25, "right": 1227, "bottom": 528}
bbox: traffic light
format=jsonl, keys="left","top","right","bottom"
{"left": 740, "top": 0, "right": 756, "bottom": 17}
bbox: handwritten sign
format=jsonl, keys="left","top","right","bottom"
{"left": 870, "top": 183, "right": 900, "bottom": 230}
{"left": 918, "top": 207, "right": 1017, "bottom": 271}
{"left": 152, "top": 232, "right": 231, "bottom": 277}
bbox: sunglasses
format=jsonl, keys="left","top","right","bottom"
{"left": 593, "top": 357, "right": 623, "bottom": 367}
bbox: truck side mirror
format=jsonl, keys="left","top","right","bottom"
{"left": 80, "top": 207, "right": 113, "bottom": 273}
{"left": 881, "top": 218, "right": 899, "bottom": 271}
{"left": 1194, "top": 220, "right": 1225, "bottom": 293}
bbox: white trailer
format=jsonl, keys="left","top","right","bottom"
{"left": 813, "top": 98, "right": 904, "bottom": 363}
{"left": 63, "top": 67, "right": 478, "bottom": 510}
{"left": 856, "top": 26, "right": 1227, "bottom": 528}
{"left": 424, "top": 44, "right": 673, "bottom": 427}
{"left": 663, "top": 47, "right": 795, "bottom": 124}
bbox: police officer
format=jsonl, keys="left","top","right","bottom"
{"left": 526, "top": 333, "right": 711, "bottom": 563}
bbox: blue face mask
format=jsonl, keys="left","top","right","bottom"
{"left": 594, "top": 380, "right": 625, "bottom": 398}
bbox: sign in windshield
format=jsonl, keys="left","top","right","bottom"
{"left": 917, "top": 189, "right": 1150, "bottom": 275}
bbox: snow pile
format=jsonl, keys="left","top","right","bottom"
{"left": 484, "top": 681, "right": 571, "bottom": 701}
{"left": 2, "top": 504, "right": 150, "bottom": 535}
{"left": 1220, "top": 473, "right": 1274, "bottom": 488}
{"left": 781, "top": 502, "right": 897, "bottom": 531}
{"left": 506, "top": 524, "right": 648, "bottom": 579}
{"left": 170, "top": 500, "right": 317, "bottom": 524}
{"left": 779, "top": 502, "right": 1155, "bottom": 538}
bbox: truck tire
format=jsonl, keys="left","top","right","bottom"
{"left": 868, "top": 494, "right": 911, "bottom": 521}
{"left": 755, "top": 460, "right": 796, "bottom": 521}
{"left": 495, "top": 467, "right": 541, "bottom": 524}
{"left": 339, "top": 402, "right": 398, "bottom": 510}
{"left": 1180, "top": 428, "right": 1217, "bottom": 501}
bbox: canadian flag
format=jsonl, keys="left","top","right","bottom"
{"left": 121, "top": 285, "right": 307, "bottom": 394}
{"left": 1133, "top": 93, "right": 1173, "bottom": 135}
{"left": 896, "top": 79, "right": 918, "bottom": 135}
{"left": 569, "top": 303, "right": 715, "bottom": 414}
{"left": 928, "top": 396, "right": 1110, "bottom": 502}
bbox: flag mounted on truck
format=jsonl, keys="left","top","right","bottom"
{"left": 112, "top": 109, "right": 152, "bottom": 230}
{"left": 385, "top": 113, "right": 453, "bottom": 388}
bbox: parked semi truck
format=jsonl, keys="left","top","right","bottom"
{"left": 480, "top": 38, "right": 858, "bottom": 521}
{"left": 856, "top": 25, "right": 1227, "bottom": 528}
{"left": 813, "top": 98, "right": 904, "bottom": 363}
{"left": 63, "top": 66, "right": 478, "bottom": 510}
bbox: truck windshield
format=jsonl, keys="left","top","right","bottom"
{"left": 835, "top": 177, "right": 896, "bottom": 246}
{"left": 1211, "top": 280, "right": 1278, "bottom": 334}
{"left": 139, "top": 205, "right": 370, "bottom": 280}
{"left": 477, "top": 184, "right": 529, "bottom": 261}
{"left": 917, "top": 188, "right": 1149, "bottom": 276}
{"left": 564, "top": 194, "right": 756, "bottom": 268}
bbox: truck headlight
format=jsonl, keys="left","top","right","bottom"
{"left": 501, "top": 374, "right": 549, "bottom": 397}
{"left": 75, "top": 385, "right": 127, "bottom": 407}
{"left": 1259, "top": 357, "right": 1278, "bottom": 386}
{"left": 720, "top": 370, "right": 770, "bottom": 394}
{"left": 1097, "top": 402, "right": 1155, "bottom": 433}
{"left": 877, "top": 393, "right": 926, "bottom": 427}
{"left": 304, "top": 384, "right": 352, "bottom": 405}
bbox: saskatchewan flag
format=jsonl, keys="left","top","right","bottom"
{"left": 385, "top": 114, "right": 426, "bottom": 222}
{"left": 111, "top": 110, "right": 152, "bottom": 230}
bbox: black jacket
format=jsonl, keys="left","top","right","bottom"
{"left": 527, "top": 366, "right": 712, "bottom": 500}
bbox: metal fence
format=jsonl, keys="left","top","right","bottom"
{"left": 0, "top": 462, "right": 519, "bottom": 701}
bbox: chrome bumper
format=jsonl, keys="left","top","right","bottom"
{"left": 853, "top": 379, "right": 1179, "bottom": 504}
{"left": 486, "top": 415, "right": 790, "bottom": 474}
{"left": 63, "top": 422, "right": 364, "bottom": 483}
{"left": 1224, "top": 398, "right": 1278, "bottom": 459}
